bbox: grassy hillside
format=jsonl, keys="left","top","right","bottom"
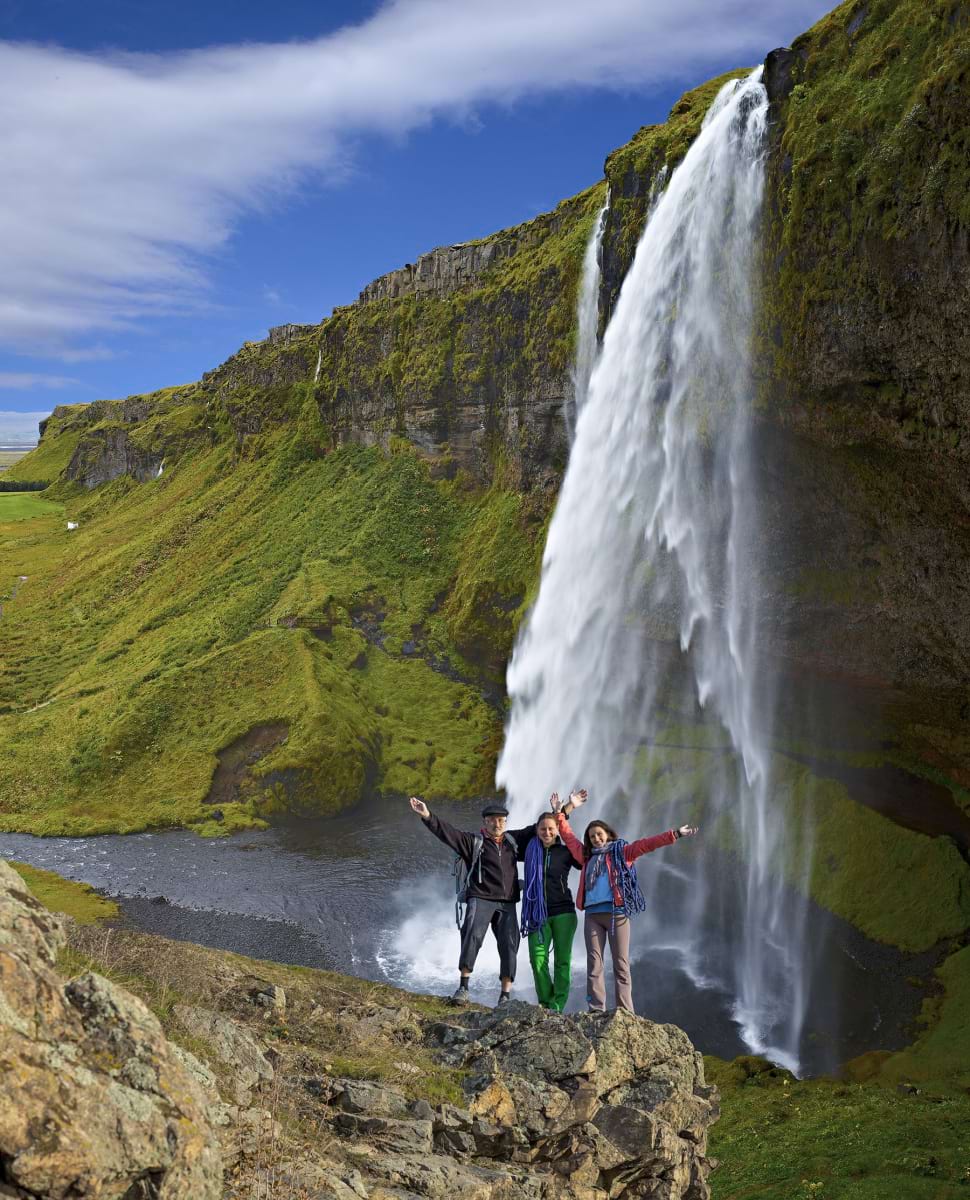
{"left": 0, "top": 434, "right": 546, "bottom": 834}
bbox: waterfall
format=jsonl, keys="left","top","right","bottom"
{"left": 565, "top": 197, "right": 608, "bottom": 443}
{"left": 498, "top": 70, "right": 812, "bottom": 1071}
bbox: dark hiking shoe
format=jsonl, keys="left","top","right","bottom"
{"left": 496, "top": 992, "right": 512, "bottom": 1007}
{"left": 450, "top": 986, "right": 472, "bottom": 1006}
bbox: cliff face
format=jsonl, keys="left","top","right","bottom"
{"left": 763, "top": 0, "right": 970, "bottom": 455}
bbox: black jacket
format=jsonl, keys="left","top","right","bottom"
{"left": 422, "top": 813, "right": 536, "bottom": 903}
{"left": 538, "top": 841, "right": 581, "bottom": 916}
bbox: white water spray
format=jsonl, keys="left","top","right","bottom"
{"left": 565, "top": 197, "right": 608, "bottom": 442}
{"left": 498, "top": 71, "right": 812, "bottom": 1070}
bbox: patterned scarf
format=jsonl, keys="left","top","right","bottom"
{"left": 585, "top": 840, "right": 647, "bottom": 917}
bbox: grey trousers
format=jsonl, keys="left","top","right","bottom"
{"left": 584, "top": 912, "right": 633, "bottom": 1011}
{"left": 459, "top": 898, "right": 519, "bottom": 980}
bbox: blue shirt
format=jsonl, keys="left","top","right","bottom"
{"left": 585, "top": 853, "right": 615, "bottom": 913}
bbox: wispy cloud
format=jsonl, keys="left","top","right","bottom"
{"left": 0, "top": 410, "right": 51, "bottom": 443}
{"left": 54, "top": 345, "right": 119, "bottom": 364}
{"left": 0, "top": 372, "right": 80, "bottom": 389}
{"left": 1, "top": 0, "right": 827, "bottom": 353}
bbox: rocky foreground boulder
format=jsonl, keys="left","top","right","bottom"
{"left": 0, "top": 859, "right": 222, "bottom": 1198}
{"left": 0, "top": 861, "right": 718, "bottom": 1198}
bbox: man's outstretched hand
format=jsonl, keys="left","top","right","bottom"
{"left": 409, "top": 796, "right": 430, "bottom": 819}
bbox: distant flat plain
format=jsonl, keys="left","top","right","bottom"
{"left": 0, "top": 448, "right": 32, "bottom": 471}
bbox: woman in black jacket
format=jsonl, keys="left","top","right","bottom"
{"left": 520, "top": 794, "right": 585, "bottom": 1011}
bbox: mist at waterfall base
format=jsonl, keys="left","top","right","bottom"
{"left": 501, "top": 68, "right": 815, "bottom": 1074}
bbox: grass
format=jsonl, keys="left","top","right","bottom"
{"left": 0, "top": 436, "right": 542, "bottom": 834}
{"left": 10, "top": 860, "right": 119, "bottom": 923}
{"left": 709, "top": 947, "right": 970, "bottom": 1197}
{"left": 60, "top": 919, "right": 467, "bottom": 1106}
{"left": 708, "top": 1055, "right": 970, "bottom": 1199}
{"left": 0, "top": 492, "right": 64, "bottom": 522}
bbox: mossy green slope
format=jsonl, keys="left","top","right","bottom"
{"left": 0, "top": 436, "right": 546, "bottom": 834}
{"left": 710, "top": 945, "right": 970, "bottom": 1196}
{"left": 708, "top": 1053, "right": 970, "bottom": 1199}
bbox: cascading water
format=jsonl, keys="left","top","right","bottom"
{"left": 565, "top": 196, "right": 608, "bottom": 443}
{"left": 498, "top": 70, "right": 813, "bottom": 1071}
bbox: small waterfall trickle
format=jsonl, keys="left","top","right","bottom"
{"left": 566, "top": 196, "right": 608, "bottom": 443}
{"left": 498, "top": 70, "right": 813, "bottom": 1071}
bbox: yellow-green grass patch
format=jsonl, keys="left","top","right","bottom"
{"left": 10, "top": 860, "right": 119, "bottom": 923}
{"left": 0, "top": 492, "right": 64, "bottom": 522}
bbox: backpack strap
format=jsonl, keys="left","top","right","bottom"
{"left": 454, "top": 833, "right": 485, "bottom": 928}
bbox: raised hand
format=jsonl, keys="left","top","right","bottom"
{"left": 569, "top": 788, "right": 588, "bottom": 809}
{"left": 549, "top": 792, "right": 562, "bottom": 813}
{"left": 677, "top": 824, "right": 699, "bottom": 838}
{"left": 409, "top": 796, "right": 430, "bottom": 819}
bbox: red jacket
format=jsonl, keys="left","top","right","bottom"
{"left": 555, "top": 812, "right": 677, "bottom": 911}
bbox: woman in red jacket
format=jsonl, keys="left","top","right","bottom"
{"left": 555, "top": 793, "right": 697, "bottom": 1012}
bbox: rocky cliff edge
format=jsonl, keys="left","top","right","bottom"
{"left": 0, "top": 861, "right": 718, "bottom": 1199}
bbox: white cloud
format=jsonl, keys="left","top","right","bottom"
{"left": 0, "top": 0, "right": 828, "bottom": 352}
{"left": 0, "top": 411, "right": 51, "bottom": 443}
{"left": 54, "top": 345, "right": 119, "bottom": 364}
{"left": 0, "top": 373, "right": 80, "bottom": 389}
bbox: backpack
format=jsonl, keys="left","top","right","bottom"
{"left": 453, "top": 832, "right": 519, "bottom": 927}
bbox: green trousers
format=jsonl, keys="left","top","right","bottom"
{"left": 528, "top": 911, "right": 578, "bottom": 1012}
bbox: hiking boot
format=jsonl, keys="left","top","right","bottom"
{"left": 496, "top": 991, "right": 511, "bottom": 1007}
{"left": 450, "top": 986, "right": 471, "bottom": 1006}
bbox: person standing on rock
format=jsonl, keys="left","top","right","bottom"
{"left": 556, "top": 795, "right": 698, "bottom": 1013}
{"left": 519, "top": 791, "right": 586, "bottom": 1012}
{"left": 409, "top": 796, "right": 536, "bottom": 1006}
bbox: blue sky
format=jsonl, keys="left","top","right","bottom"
{"left": 0, "top": 0, "right": 832, "bottom": 442}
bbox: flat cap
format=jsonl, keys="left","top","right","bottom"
{"left": 481, "top": 801, "right": 509, "bottom": 817}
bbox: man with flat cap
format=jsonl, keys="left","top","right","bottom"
{"left": 409, "top": 795, "right": 536, "bottom": 1005}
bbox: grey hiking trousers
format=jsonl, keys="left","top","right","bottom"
{"left": 459, "top": 898, "right": 519, "bottom": 981}
{"left": 584, "top": 912, "right": 633, "bottom": 1011}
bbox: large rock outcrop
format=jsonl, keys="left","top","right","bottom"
{"left": 423, "top": 1002, "right": 718, "bottom": 1198}
{"left": 0, "top": 860, "right": 222, "bottom": 1199}
{"left": 1, "top": 862, "right": 718, "bottom": 1199}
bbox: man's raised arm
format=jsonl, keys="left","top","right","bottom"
{"left": 409, "top": 796, "right": 475, "bottom": 861}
